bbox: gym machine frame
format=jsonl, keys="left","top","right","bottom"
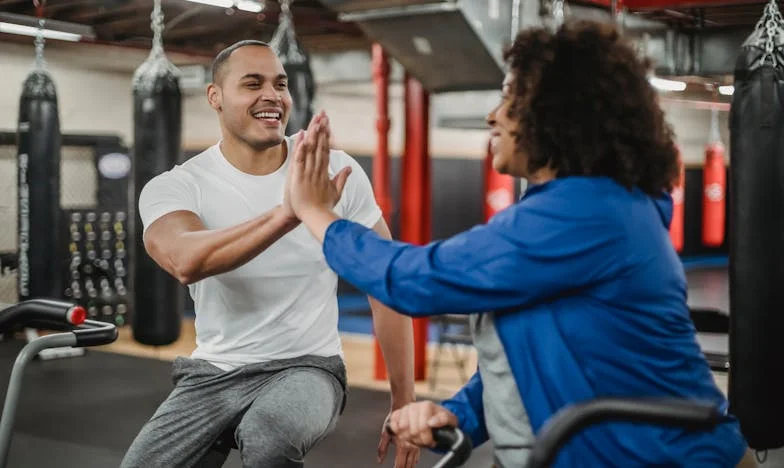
{"left": 423, "top": 397, "right": 725, "bottom": 468}
{"left": 0, "top": 298, "right": 118, "bottom": 467}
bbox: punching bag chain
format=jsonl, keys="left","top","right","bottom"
{"left": 150, "top": 0, "right": 165, "bottom": 57}
{"left": 34, "top": 19, "right": 46, "bottom": 70}
{"left": 755, "top": 0, "right": 783, "bottom": 66}
{"left": 709, "top": 107, "right": 720, "bottom": 143}
{"left": 270, "top": 0, "right": 305, "bottom": 63}
{"left": 552, "top": 0, "right": 565, "bottom": 28}
{"left": 132, "top": 0, "right": 179, "bottom": 93}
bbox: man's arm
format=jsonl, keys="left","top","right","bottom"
{"left": 144, "top": 206, "right": 298, "bottom": 285}
{"left": 367, "top": 218, "right": 416, "bottom": 407}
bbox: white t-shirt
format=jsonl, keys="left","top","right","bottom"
{"left": 138, "top": 136, "right": 382, "bottom": 371}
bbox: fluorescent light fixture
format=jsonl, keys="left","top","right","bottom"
{"left": 0, "top": 22, "right": 82, "bottom": 41}
{"left": 236, "top": 0, "right": 263, "bottom": 12}
{"left": 186, "top": 0, "right": 233, "bottom": 7}
{"left": 412, "top": 36, "right": 432, "bottom": 55}
{"left": 649, "top": 77, "right": 687, "bottom": 92}
{"left": 185, "top": 0, "right": 264, "bottom": 12}
{"left": 0, "top": 12, "right": 95, "bottom": 42}
{"left": 718, "top": 85, "right": 734, "bottom": 96}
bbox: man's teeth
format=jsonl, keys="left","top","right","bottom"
{"left": 253, "top": 112, "right": 280, "bottom": 119}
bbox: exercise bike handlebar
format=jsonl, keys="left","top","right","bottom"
{"left": 0, "top": 299, "right": 86, "bottom": 333}
{"left": 524, "top": 398, "right": 725, "bottom": 468}
{"left": 0, "top": 299, "right": 117, "bottom": 347}
{"left": 431, "top": 427, "right": 472, "bottom": 468}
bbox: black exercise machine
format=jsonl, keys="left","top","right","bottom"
{"left": 0, "top": 299, "right": 118, "bottom": 468}
{"left": 424, "top": 397, "right": 725, "bottom": 468}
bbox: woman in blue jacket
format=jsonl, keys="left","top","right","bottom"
{"left": 286, "top": 20, "right": 748, "bottom": 467}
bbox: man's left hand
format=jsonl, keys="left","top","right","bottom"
{"left": 378, "top": 413, "right": 420, "bottom": 468}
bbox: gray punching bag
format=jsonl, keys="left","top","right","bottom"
{"left": 130, "top": 1, "right": 182, "bottom": 345}
{"left": 270, "top": 0, "right": 315, "bottom": 136}
{"left": 728, "top": 0, "right": 784, "bottom": 450}
{"left": 16, "top": 28, "right": 61, "bottom": 302}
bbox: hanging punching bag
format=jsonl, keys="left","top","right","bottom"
{"left": 16, "top": 33, "right": 61, "bottom": 302}
{"left": 130, "top": 1, "right": 182, "bottom": 346}
{"left": 728, "top": 0, "right": 784, "bottom": 450}
{"left": 270, "top": 0, "right": 314, "bottom": 136}
{"left": 669, "top": 153, "right": 685, "bottom": 253}
{"left": 702, "top": 142, "right": 726, "bottom": 247}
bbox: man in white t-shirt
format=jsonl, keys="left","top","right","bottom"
{"left": 120, "top": 40, "right": 419, "bottom": 468}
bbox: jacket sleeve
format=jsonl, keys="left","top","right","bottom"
{"left": 440, "top": 370, "right": 489, "bottom": 448}
{"left": 321, "top": 201, "right": 626, "bottom": 316}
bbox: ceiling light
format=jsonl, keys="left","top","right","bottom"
{"left": 236, "top": 0, "right": 263, "bottom": 12}
{"left": 186, "top": 0, "right": 233, "bottom": 8}
{"left": 184, "top": 0, "right": 264, "bottom": 12}
{"left": 718, "top": 85, "right": 734, "bottom": 96}
{"left": 412, "top": 36, "right": 432, "bottom": 55}
{"left": 0, "top": 12, "right": 94, "bottom": 42}
{"left": 0, "top": 22, "right": 82, "bottom": 41}
{"left": 649, "top": 77, "right": 687, "bottom": 92}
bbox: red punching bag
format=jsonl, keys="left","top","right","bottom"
{"left": 484, "top": 141, "right": 515, "bottom": 221}
{"left": 669, "top": 154, "right": 685, "bottom": 253}
{"left": 702, "top": 109, "right": 726, "bottom": 247}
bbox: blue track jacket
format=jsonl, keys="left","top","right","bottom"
{"left": 322, "top": 176, "right": 747, "bottom": 467}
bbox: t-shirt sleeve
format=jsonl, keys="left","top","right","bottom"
{"left": 138, "top": 169, "right": 200, "bottom": 236}
{"left": 334, "top": 151, "right": 383, "bottom": 229}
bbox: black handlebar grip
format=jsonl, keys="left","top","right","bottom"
{"left": 0, "top": 299, "right": 85, "bottom": 333}
{"left": 432, "top": 427, "right": 472, "bottom": 466}
{"left": 526, "top": 398, "right": 726, "bottom": 468}
{"left": 73, "top": 319, "right": 119, "bottom": 347}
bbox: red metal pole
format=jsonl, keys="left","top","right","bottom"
{"left": 400, "top": 72, "right": 430, "bottom": 382}
{"left": 484, "top": 140, "right": 516, "bottom": 222}
{"left": 372, "top": 43, "right": 392, "bottom": 381}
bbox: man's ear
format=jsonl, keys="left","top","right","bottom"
{"left": 207, "top": 83, "right": 222, "bottom": 111}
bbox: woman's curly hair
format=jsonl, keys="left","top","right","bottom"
{"left": 504, "top": 20, "right": 680, "bottom": 195}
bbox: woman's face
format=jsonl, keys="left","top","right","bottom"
{"left": 487, "top": 72, "right": 527, "bottom": 177}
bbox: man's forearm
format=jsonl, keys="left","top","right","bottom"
{"left": 171, "top": 206, "right": 299, "bottom": 284}
{"left": 370, "top": 296, "right": 416, "bottom": 406}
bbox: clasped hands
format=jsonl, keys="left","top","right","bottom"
{"left": 282, "top": 111, "right": 350, "bottom": 233}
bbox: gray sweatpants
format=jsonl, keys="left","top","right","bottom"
{"left": 120, "top": 354, "right": 347, "bottom": 468}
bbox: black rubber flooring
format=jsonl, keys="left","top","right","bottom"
{"left": 0, "top": 341, "right": 493, "bottom": 467}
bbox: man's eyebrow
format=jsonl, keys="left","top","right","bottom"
{"left": 239, "top": 73, "right": 288, "bottom": 81}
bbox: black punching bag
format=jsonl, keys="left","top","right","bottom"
{"left": 270, "top": 0, "right": 315, "bottom": 136}
{"left": 130, "top": 9, "right": 183, "bottom": 346}
{"left": 728, "top": 0, "right": 784, "bottom": 450}
{"left": 16, "top": 63, "right": 61, "bottom": 302}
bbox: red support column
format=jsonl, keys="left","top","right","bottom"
{"left": 371, "top": 43, "right": 393, "bottom": 381}
{"left": 400, "top": 72, "right": 430, "bottom": 381}
{"left": 483, "top": 140, "right": 516, "bottom": 221}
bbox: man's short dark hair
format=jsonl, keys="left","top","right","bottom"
{"left": 211, "top": 40, "right": 271, "bottom": 84}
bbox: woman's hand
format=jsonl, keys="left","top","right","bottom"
{"left": 387, "top": 401, "right": 459, "bottom": 448}
{"left": 287, "top": 111, "right": 352, "bottom": 241}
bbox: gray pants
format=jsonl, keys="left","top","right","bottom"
{"left": 121, "top": 355, "right": 347, "bottom": 468}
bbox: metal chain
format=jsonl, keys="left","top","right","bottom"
{"left": 755, "top": 0, "right": 783, "bottom": 66}
{"left": 150, "top": 0, "right": 165, "bottom": 55}
{"left": 709, "top": 107, "right": 720, "bottom": 143}
{"left": 552, "top": 0, "right": 565, "bottom": 29}
{"left": 34, "top": 18, "right": 46, "bottom": 70}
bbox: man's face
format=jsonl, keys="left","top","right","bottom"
{"left": 208, "top": 46, "right": 292, "bottom": 150}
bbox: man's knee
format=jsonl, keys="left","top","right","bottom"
{"left": 236, "top": 408, "right": 335, "bottom": 467}
{"left": 236, "top": 369, "right": 343, "bottom": 466}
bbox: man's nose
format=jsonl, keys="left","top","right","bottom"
{"left": 258, "top": 83, "right": 280, "bottom": 101}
